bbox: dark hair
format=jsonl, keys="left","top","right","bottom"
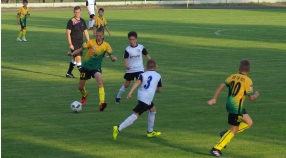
{"left": 147, "top": 59, "right": 157, "bottom": 69}
{"left": 128, "top": 31, "right": 137, "bottom": 38}
{"left": 96, "top": 28, "right": 104, "bottom": 34}
{"left": 23, "top": 0, "right": 28, "bottom": 3}
{"left": 99, "top": 8, "right": 104, "bottom": 12}
{"left": 239, "top": 60, "right": 250, "bottom": 72}
{"left": 74, "top": 6, "right": 81, "bottom": 11}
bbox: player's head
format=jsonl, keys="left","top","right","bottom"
{"left": 239, "top": 60, "right": 250, "bottom": 73}
{"left": 98, "top": 8, "right": 104, "bottom": 17}
{"left": 23, "top": 0, "right": 28, "bottom": 6}
{"left": 128, "top": 31, "right": 137, "bottom": 47}
{"left": 95, "top": 28, "right": 104, "bottom": 41}
{"left": 73, "top": 6, "right": 81, "bottom": 18}
{"left": 146, "top": 59, "right": 157, "bottom": 70}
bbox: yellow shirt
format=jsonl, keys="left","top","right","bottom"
{"left": 224, "top": 73, "right": 254, "bottom": 114}
{"left": 95, "top": 16, "right": 107, "bottom": 29}
{"left": 18, "top": 6, "right": 30, "bottom": 19}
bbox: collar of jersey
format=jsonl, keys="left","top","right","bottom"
{"left": 130, "top": 44, "right": 138, "bottom": 48}
{"left": 96, "top": 40, "right": 103, "bottom": 46}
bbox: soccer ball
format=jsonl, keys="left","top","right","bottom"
{"left": 70, "top": 101, "right": 82, "bottom": 113}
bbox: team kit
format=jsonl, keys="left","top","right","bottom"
{"left": 16, "top": 1, "right": 260, "bottom": 157}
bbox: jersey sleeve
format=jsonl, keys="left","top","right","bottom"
{"left": 124, "top": 50, "right": 129, "bottom": 58}
{"left": 245, "top": 78, "right": 254, "bottom": 96}
{"left": 82, "top": 41, "right": 90, "bottom": 50}
{"left": 94, "top": 1, "right": 97, "bottom": 5}
{"left": 105, "top": 43, "right": 113, "bottom": 55}
{"left": 66, "top": 20, "right": 72, "bottom": 30}
{"left": 224, "top": 76, "right": 232, "bottom": 87}
{"left": 157, "top": 78, "right": 162, "bottom": 87}
{"left": 142, "top": 48, "right": 148, "bottom": 55}
{"left": 86, "top": 0, "right": 89, "bottom": 6}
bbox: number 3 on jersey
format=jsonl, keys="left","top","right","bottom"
{"left": 144, "top": 76, "right": 153, "bottom": 89}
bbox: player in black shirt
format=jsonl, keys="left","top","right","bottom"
{"left": 66, "top": 6, "right": 90, "bottom": 78}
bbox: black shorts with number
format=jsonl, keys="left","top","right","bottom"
{"left": 228, "top": 109, "right": 247, "bottom": 126}
{"left": 71, "top": 38, "right": 83, "bottom": 57}
{"left": 80, "top": 67, "right": 102, "bottom": 80}
{"left": 124, "top": 72, "right": 143, "bottom": 81}
{"left": 133, "top": 100, "right": 154, "bottom": 115}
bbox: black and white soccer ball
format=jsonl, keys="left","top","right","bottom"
{"left": 70, "top": 101, "right": 82, "bottom": 113}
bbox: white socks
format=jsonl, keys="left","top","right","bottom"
{"left": 116, "top": 85, "right": 126, "bottom": 98}
{"left": 148, "top": 112, "right": 156, "bottom": 133}
{"left": 118, "top": 114, "right": 137, "bottom": 131}
{"left": 91, "top": 19, "right": 95, "bottom": 28}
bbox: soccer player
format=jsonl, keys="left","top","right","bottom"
{"left": 115, "top": 31, "right": 151, "bottom": 104}
{"left": 66, "top": 6, "right": 90, "bottom": 78}
{"left": 16, "top": 0, "right": 30, "bottom": 42}
{"left": 113, "top": 59, "right": 162, "bottom": 140}
{"left": 67, "top": 28, "right": 117, "bottom": 111}
{"left": 207, "top": 60, "right": 259, "bottom": 157}
{"left": 93, "top": 8, "right": 111, "bottom": 36}
{"left": 86, "top": 0, "right": 98, "bottom": 30}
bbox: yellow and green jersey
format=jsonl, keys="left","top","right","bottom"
{"left": 82, "top": 40, "right": 113, "bottom": 70}
{"left": 224, "top": 73, "right": 254, "bottom": 114}
{"left": 18, "top": 6, "right": 30, "bottom": 21}
{"left": 95, "top": 16, "right": 107, "bottom": 29}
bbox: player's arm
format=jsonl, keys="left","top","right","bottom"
{"left": 26, "top": 8, "right": 30, "bottom": 18}
{"left": 66, "top": 29, "right": 74, "bottom": 50}
{"left": 67, "top": 48, "right": 83, "bottom": 56}
{"left": 109, "top": 54, "right": 117, "bottom": 62}
{"left": 207, "top": 83, "right": 226, "bottom": 106}
{"left": 86, "top": 0, "right": 90, "bottom": 15}
{"left": 94, "top": 2, "right": 98, "bottom": 13}
{"left": 104, "top": 26, "right": 111, "bottom": 36}
{"left": 156, "top": 79, "right": 162, "bottom": 93}
{"left": 249, "top": 91, "right": 259, "bottom": 101}
{"left": 127, "top": 79, "right": 142, "bottom": 99}
{"left": 84, "top": 29, "right": 90, "bottom": 41}
{"left": 17, "top": 13, "right": 20, "bottom": 24}
{"left": 124, "top": 50, "right": 130, "bottom": 70}
{"left": 105, "top": 44, "right": 116, "bottom": 61}
{"left": 142, "top": 48, "right": 151, "bottom": 60}
{"left": 246, "top": 79, "right": 259, "bottom": 101}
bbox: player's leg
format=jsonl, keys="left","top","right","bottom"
{"left": 22, "top": 26, "right": 27, "bottom": 41}
{"left": 66, "top": 56, "right": 76, "bottom": 78}
{"left": 238, "top": 109, "right": 252, "bottom": 133}
{"left": 17, "top": 20, "right": 24, "bottom": 41}
{"left": 147, "top": 103, "right": 161, "bottom": 138}
{"left": 78, "top": 68, "right": 90, "bottom": 105}
{"left": 74, "top": 56, "right": 82, "bottom": 71}
{"left": 210, "top": 114, "right": 241, "bottom": 157}
{"left": 90, "top": 14, "right": 95, "bottom": 29}
{"left": 94, "top": 70, "right": 107, "bottom": 111}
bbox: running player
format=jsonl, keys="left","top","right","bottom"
{"left": 207, "top": 60, "right": 259, "bottom": 157}
{"left": 115, "top": 31, "right": 151, "bottom": 104}
{"left": 67, "top": 28, "right": 117, "bottom": 111}
{"left": 86, "top": 0, "right": 98, "bottom": 30}
{"left": 16, "top": 0, "right": 30, "bottom": 42}
{"left": 113, "top": 59, "right": 162, "bottom": 140}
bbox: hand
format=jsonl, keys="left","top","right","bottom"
{"left": 125, "top": 64, "right": 131, "bottom": 70}
{"left": 67, "top": 52, "right": 73, "bottom": 56}
{"left": 127, "top": 93, "right": 132, "bottom": 99}
{"left": 17, "top": 20, "right": 20, "bottom": 24}
{"left": 254, "top": 91, "right": 259, "bottom": 98}
{"left": 69, "top": 44, "right": 74, "bottom": 50}
{"left": 207, "top": 99, "right": 216, "bottom": 106}
{"left": 111, "top": 57, "right": 117, "bottom": 62}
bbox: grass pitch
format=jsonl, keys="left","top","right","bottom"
{"left": 1, "top": 8, "right": 286, "bottom": 158}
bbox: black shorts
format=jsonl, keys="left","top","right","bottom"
{"left": 124, "top": 72, "right": 143, "bottom": 81}
{"left": 80, "top": 67, "right": 102, "bottom": 80}
{"left": 133, "top": 100, "right": 154, "bottom": 115}
{"left": 71, "top": 39, "right": 83, "bottom": 57}
{"left": 20, "top": 18, "right": 26, "bottom": 29}
{"left": 228, "top": 109, "right": 248, "bottom": 126}
{"left": 90, "top": 14, "right": 95, "bottom": 19}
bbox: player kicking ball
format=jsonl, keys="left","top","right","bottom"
{"left": 207, "top": 60, "right": 259, "bottom": 157}
{"left": 67, "top": 28, "right": 117, "bottom": 111}
{"left": 113, "top": 59, "right": 162, "bottom": 140}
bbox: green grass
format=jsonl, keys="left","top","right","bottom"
{"left": 2, "top": 8, "right": 286, "bottom": 158}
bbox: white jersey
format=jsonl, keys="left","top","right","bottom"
{"left": 86, "top": 0, "right": 96, "bottom": 15}
{"left": 137, "top": 70, "right": 162, "bottom": 105}
{"left": 124, "top": 44, "right": 148, "bottom": 73}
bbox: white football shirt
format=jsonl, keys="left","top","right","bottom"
{"left": 86, "top": 0, "right": 96, "bottom": 15}
{"left": 137, "top": 70, "right": 162, "bottom": 105}
{"left": 124, "top": 44, "right": 148, "bottom": 73}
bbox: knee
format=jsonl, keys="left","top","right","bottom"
{"left": 247, "top": 120, "right": 253, "bottom": 128}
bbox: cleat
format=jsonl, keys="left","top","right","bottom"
{"left": 99, "top": 102, "right": 107, "bottom": 111}
{"left": 22, "top": 38, "right": 27, "bottom": 42}
{"left": 115, "top": 97, "right": 120, "bottom": 104}
{"left": 66, "top": 73, "right": 75, "bottom": 78}
{"left": 147, "top": 131, "right": 161, "bottom": 138}
{"left": 16, "top": 38, "right": 22, "bottom": 41}
{"left": 113, "top": 126, "right": 119, "bottom": 140}
{"left": 80, "top": 92, "right": 88, "bottom": 106}
{"left": 220, "top": 130, "right": 227, "bottom": 148}
{"left": 210, "top": 147, "right": 223, "bottom": 157}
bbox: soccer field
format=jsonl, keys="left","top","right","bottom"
{"left": 1, "top": 8, "right": 286, "bottom": 157}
